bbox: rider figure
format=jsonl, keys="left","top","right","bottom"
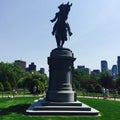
{"left": 50, "top": 2, "right": 72, "bottom": 48}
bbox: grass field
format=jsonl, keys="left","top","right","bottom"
{"left": 0, "top": 96, "right": 120, "bottom": 120}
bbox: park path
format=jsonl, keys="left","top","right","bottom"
{"left": 77, "top": 96, "right": 120, "bottom": 101}
{"left": 0, "top": 94, "right": 120, "bottom": 101}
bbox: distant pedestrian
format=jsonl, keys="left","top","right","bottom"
{"left": 33, "top": 85, "right": 37, "bottom": 95}
{"left": 105, "top": 89, "right": 109, "bottom": 99}
{"left": 102, "top": 88, "right": 105, "bottom": 98}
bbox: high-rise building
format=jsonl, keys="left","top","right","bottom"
{"left": 111, "top": 65, "right": 117, "bottom": 79}
{"left": 77, "top": 65, "right": 90, "bottom": 74}
{"left": 101, "top": 60, "right": 108, "bottom": 72}
{"left": 15, "top": 60, "right": 26, "bottom": 70}
{"left": 28, "top": 62, "right": 36, "bottom": 72}
{"left": 39, "top": 68, "right": 45, "bottom": 74}
{"left": 117, "top": 56, "right": 120, "bottom": 74}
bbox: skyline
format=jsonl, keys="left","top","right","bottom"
{"left": 7, "top": 55, "right": 120, "bottom": 74}
{"left": 1, "top": 0, "right": 120, "bottom": 74}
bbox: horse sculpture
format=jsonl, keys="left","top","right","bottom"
{"left": 50, "top": 2, "right": 72, "bottom": 48}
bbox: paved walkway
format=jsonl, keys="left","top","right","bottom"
{"left": 0, "top": 95, "right": 120, "bottom": 101}
{"left": 78, "top": 96, "right": 120, "bottom": 101}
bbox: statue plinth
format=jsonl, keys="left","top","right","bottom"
{"left": 46, "top": 48, "right": 76, "bottom": 102}
{"left": 26, "top": 48, "right": 99, "bottom": 116}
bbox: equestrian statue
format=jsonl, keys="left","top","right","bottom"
{"left": 50, "top": 2, "right": 73, "bottom": 48}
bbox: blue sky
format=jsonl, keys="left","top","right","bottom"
{"left": 0, "top": 0, "right": 120, "bottom": 74}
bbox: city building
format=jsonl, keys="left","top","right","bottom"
{"left": 39, "top": 68, "right": 45, "bottom": 74}
{"left": 15, "top": 60, "right": 26, "bottom": 70}
{"left": 77, "top": 65, "right": 85, "bottom": 71}
{"left": 27, "top": 62, "right": 36, "bottom": 72}
{"left": 77, "top": 65, "right": 90, "bottom": 74}
{"left": 117, "top": 56, "right": 120, "bottom": 74}
{"left": 101, "top": 60, "right": 108, "bottom": 72}
{"left": 111, "top": 65, "right": 117, "bottom": 79}
{"left": 91, "top": 69, "right": 100, "bottom": 76}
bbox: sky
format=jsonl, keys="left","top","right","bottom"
{"left": 0, "top": 0, "right": 120, "bottom": 75}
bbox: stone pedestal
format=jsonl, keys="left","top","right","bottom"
{"left": 26, "top": 48, "right": 99, "bottom": 116}
{"left": 46, "top": 48, "right": 76, "bottom": 102}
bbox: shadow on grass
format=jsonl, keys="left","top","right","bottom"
{"left": 0, "top": 104, "right": 30, "bottom": 115}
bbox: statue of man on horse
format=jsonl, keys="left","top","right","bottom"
{"left": 50, "top": 2, "right": 73, "bottom": 48}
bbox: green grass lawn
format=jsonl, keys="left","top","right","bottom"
{"left": 0, "top": 96, "right": 120, "bottom": 120}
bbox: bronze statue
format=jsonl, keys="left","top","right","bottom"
{"left": 50, "top": 2, "right": 73, "bottom": 48}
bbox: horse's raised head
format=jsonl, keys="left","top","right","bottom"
{"left": 67, "top": 2, "right": 72, "bottom": 7}
{"left": 63, "top": 2, "right": 72, "bottom": 14}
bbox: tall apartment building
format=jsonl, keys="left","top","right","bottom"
{"left": 111, "top": 65, "right": 117, "bottom": 79}
{"left": 15, "top": 60, "right": 26, "bottom": 70}
{"left": 117, "top": 56, "right": 120, "bottom": 74}
{"left": 101, "top": 60, "right": 108, "bottom": 72}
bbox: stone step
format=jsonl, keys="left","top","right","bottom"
{"left": 26, "top": 110, "right": 99, "bottom": 116}
{"left": 26, "top": 98, "right": 100, "bottom": 116}
{"left": 34, "top": 106, "right": 91, "bottom": 111}
{"left": 42, "top": 101, "right": 82, "bottom": 106}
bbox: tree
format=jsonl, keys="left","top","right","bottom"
{"left": 81, "top": 79, "right": 98, "bottom": 90}
{"left": 0, "top": 82, "right": 4, "bottom": 97}
{"left": 73, "top": 69, "right": 91, "bottom": 90}
{"left": 4, "top": 81, "right": 12, "bottom": 91}
{"left": 0, "top": 82, "right": 4, "bottom": 92}
{"left": 98, "top": 72, "right": 114, "bottom": 89}
{"left": 116, "top": 77, "right": 120, "bottom": 89}
{"left": 87, "top": 84, "right": 95, "bottom": 93}
{"left": 39, "top": 81, "right": 45, "bottom": 94}
{"left": 18, "top": 71, "right": 48, "bottom": 94}
{"left": 0, "top": 62, "right": 25, "bottom": 89}
{"left": 0, "top": 62, "right": 48, "bottom": 94}
{"left": 95, "top": 84, "right": 102, "bottom": 93}
{"left": 23, "top": 75, "right": 33, "bottom": 92}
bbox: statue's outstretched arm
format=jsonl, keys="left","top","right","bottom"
{"left": 50, "top": 13, "right": 58, "bottom": 23}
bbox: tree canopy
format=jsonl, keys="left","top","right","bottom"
{"left": 0, "top": 62, "right": 48, "bottom": 94}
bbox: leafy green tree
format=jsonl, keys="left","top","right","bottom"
{"left": 18, "top": 71, "right": 47, "bottom": 94}
{"left": 39, "top": 81, "right": 45, "bottom": 93}
{"left": 98, "top": 72, "right": 114, "bottom": 89}
{"left": 32, "top": 71, "right": 48, "bottom": 85}
{"left": 0, "top": 82, "right": 4, "bottom": 91}
{"left": 0, "top": 62, "right": 25, "bottom": 89}
{"left": 95, "top": 84, "right": 102, "bottom": 93}
{"left": 23, "top": 75, "right": 33, "bottom": 91}
{"left": 116, "top": 77, "right": 120, "bottom": 89}
{"left": 0, "top": 82, "right": 4, "bottom": 97}
{"left": 73, "top": 69, "right": 91, "bottom": 90}
{"left": 73, "top": 80, "right": 80, "bottom": 91}
{"left": 30, "top": 79, "right": 41, "bottom": 94}
{"left": 0, "top": 62, "right": 48, "bottom": 94}
{"left": 4, "top": 81, "right": 12, "bottom": 91}
{"left": 87, "top": 84, "right": 95, "bottom": 93}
